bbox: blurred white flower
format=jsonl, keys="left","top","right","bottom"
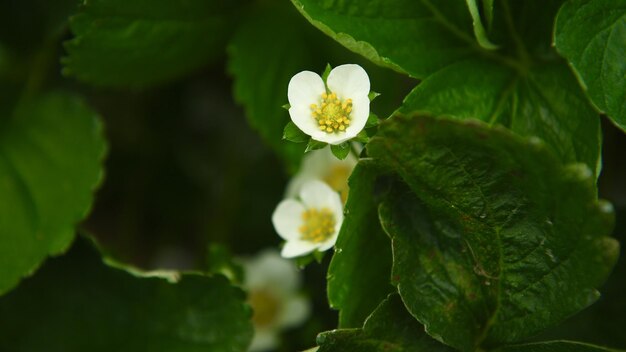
{"left": 288, "top": 64, "right": 370, "bottom": 145}
{"left": 242, "top": 249, "right": 310, "bottom": 352}
{"left": 272, "top": 180, "right": 344, "bottom": 258}
{"left": 286, "top": 146, "right": 357, "bottom": 204}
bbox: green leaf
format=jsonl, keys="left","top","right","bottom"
{"left": 228, "top": 3, "right": 310, "bottom": 171}
{"left": 368, "top": 91, "right": 381, "bottom": 101}
{"left": 554, "top": 0, "right": 626, "bottom": 132}
{"left": 0, "top": 239, "right": 253, "bottom": 351}
{"left": 400, "top": 59, "right": 602, "bottom": 176}
{"left": 205, "top": 243, "right": 244, "bottom": 283}
{"left": 492, "top": 341, "right": 621, "bottom": 352}
{"left": 306, "top": 139, "right": 327, "bottom": 152}
{"left": 353, "top": 130, "right": 370, "bottom": 144}
{"left": 294, "top": 249, "right": 325, "bottom": 267}
{"left": 291, "top": 0, "right": 565, "bottom": 79}
{"left": 284, "top": 121, "right": 309, "bottom": 143}
{"left": 366, "top": 113, "right": 380, "bottom": 128}
{"left": 317, "top": 294, "right": 456, "bottom": 352}
{"left": 327, "top": 161, "right": 394, "bottom": 327}
{"left": 331, "top": 142, "right": 351, "bottom": 160}
{"left": 322, "top": 63, "right": 333, "bottom": 82}
{"left": 369, "top": 115, "right": 619, "bottom": 351}
{"left": 0, "top": 93, "right": 106, "bottom": 295}
{"left": 63, "top": 0, "right": 243, "bottom": 87}
{"left": 290, "top": 0, "right": 477, "bottom": 78}
{"left": 290, "top": 248, "right": 327, "bottom": 267}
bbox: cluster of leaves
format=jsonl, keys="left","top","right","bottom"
{"left": 297, "top": 0, "right": 625, "bottom": 351}
{"left": 0, "top": 0, "right": 624, "bottom": 351}
{"left": 0, "top": 0, "right": 310, "bottom": 349}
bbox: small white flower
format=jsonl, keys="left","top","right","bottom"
{"left": 287, "top": 64, "right": 370, "bottom": 145}
{"left": 285, "top": 146, "right": 358, "bottom": 204}
{"left": 272, "top": 180, "right": 344, "bottom": 258}
{"left": 241, "top": 250, "right": 310, "bottom": 352}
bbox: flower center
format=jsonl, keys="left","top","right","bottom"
{"left": 299, "top": 207, "right": 336, "bottom": 243}
{"left": 323, "top": 165, "right": 352, "bottom": 204}
{"left": 310, "top": 92, "right": 352, "bottom": 134}
{"left": 248, "top": 288, "right": 280, "bottom": 328}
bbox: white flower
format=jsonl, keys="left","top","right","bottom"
{"left": 285, "top": 146, "right": 358, "bottom": 204}
{"left": 241, "top": 249, "right": 310, "bottom": 352}
{"left": 287, "top": 64, "right": 370, "bottom": 145}
{"left": 272, "top": 180, "right": 344, "bottom": 258}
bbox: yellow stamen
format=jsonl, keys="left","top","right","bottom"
{"left": 310, "top": 90, "right": 353, "bottom": 134}
{"left": 323, "top": 165, "right": 352, "bottom": 204}
{"left": 248, "top": 289, "right": 280, "bottom": 328}
{"left": 299, "top": 208, "right": 336, "bottom": 243}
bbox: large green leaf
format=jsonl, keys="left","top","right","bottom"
{"left": 290, "top": 0, "right": 563, "bottom": 78}
{"left": 369, "top": 115, "right": 619, "bottom": 351}
{"left": 0, "top": 93, "right": 106, "bottom": 295}
{"left": 317, "top": 294, "right": 455, "bottom": 352}
{"left": 400, "top": 59, "right": 602, "bottom": 176}
{"left": 227, "top": 3, "right": 308, "bottom": 171}
{"left": 63, "top": 0, "right": 243, "bottom": 87}
{"left": 493, "top": 341, "right": 621, "bottom": 352}
{"left": 326, "top": 160, "right": 394, "bottom": 328}
{"left": 554, "top": 0, "right": 626, "bottom": 132}
{"left": 290, "top": 0, "right": 477, "bottom": 78}
{"left": 0, "top": 239, "right": 253, "bottom": 351}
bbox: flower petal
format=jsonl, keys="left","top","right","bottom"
{"left": 286, "top": 146, "right": 357, "bottom": 197}
{"left": 318, "top": 235, "right": 338, "bottom": 252}
{"left": 285, "top": 148, "right": 330, "bottom": 198}
{"left": 329, "top": 190, "right": 345, "bottom": 224}
{"left": 287, "top": 71, "right": 326, "bottom": 139}
{"left": 272, "top": 199, "right": 305, "bottom": 241}
{"left": 281, "top": 240, "right": 315, "bottom": 258}
{"left": 344, "top": 95, "right": 370, "bottom": 138}
{"left": 249, "top": 328, "right": 279, "bottom": 352}
{"left": 317, "top": 190, "right": 344, "bottom": 252}
{"left": 288, "top": 70, "right": 325, "bottom": 108}
{"left": 244, "top": 250, "right": 301, "bottom": 293}
{"left": 299, "top": 180, "right": 342, "bottom": 210}
{"left": 284, "top": 174, "right": 309, "bottom": 199}
{"left": 277, "top": 295, "right": 311, "bottom": 329}
{"left": 327, "top": 64, "right": 370, "bottom": 100}
{"left": 311, "top": 130, "right": 355, "bottom": 145}
{"left": 301, "top": 146, "right": 336, "bottom": 177}
{"left": 289, "top": 105, "right": 327, "bottom": 141}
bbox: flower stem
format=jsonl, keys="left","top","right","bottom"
{"left": 350, "top": 142, "right": 361, "bottom": 159}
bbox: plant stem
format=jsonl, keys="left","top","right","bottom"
{"left": 350, "top": 141, "right": 362, "bottom": 159}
